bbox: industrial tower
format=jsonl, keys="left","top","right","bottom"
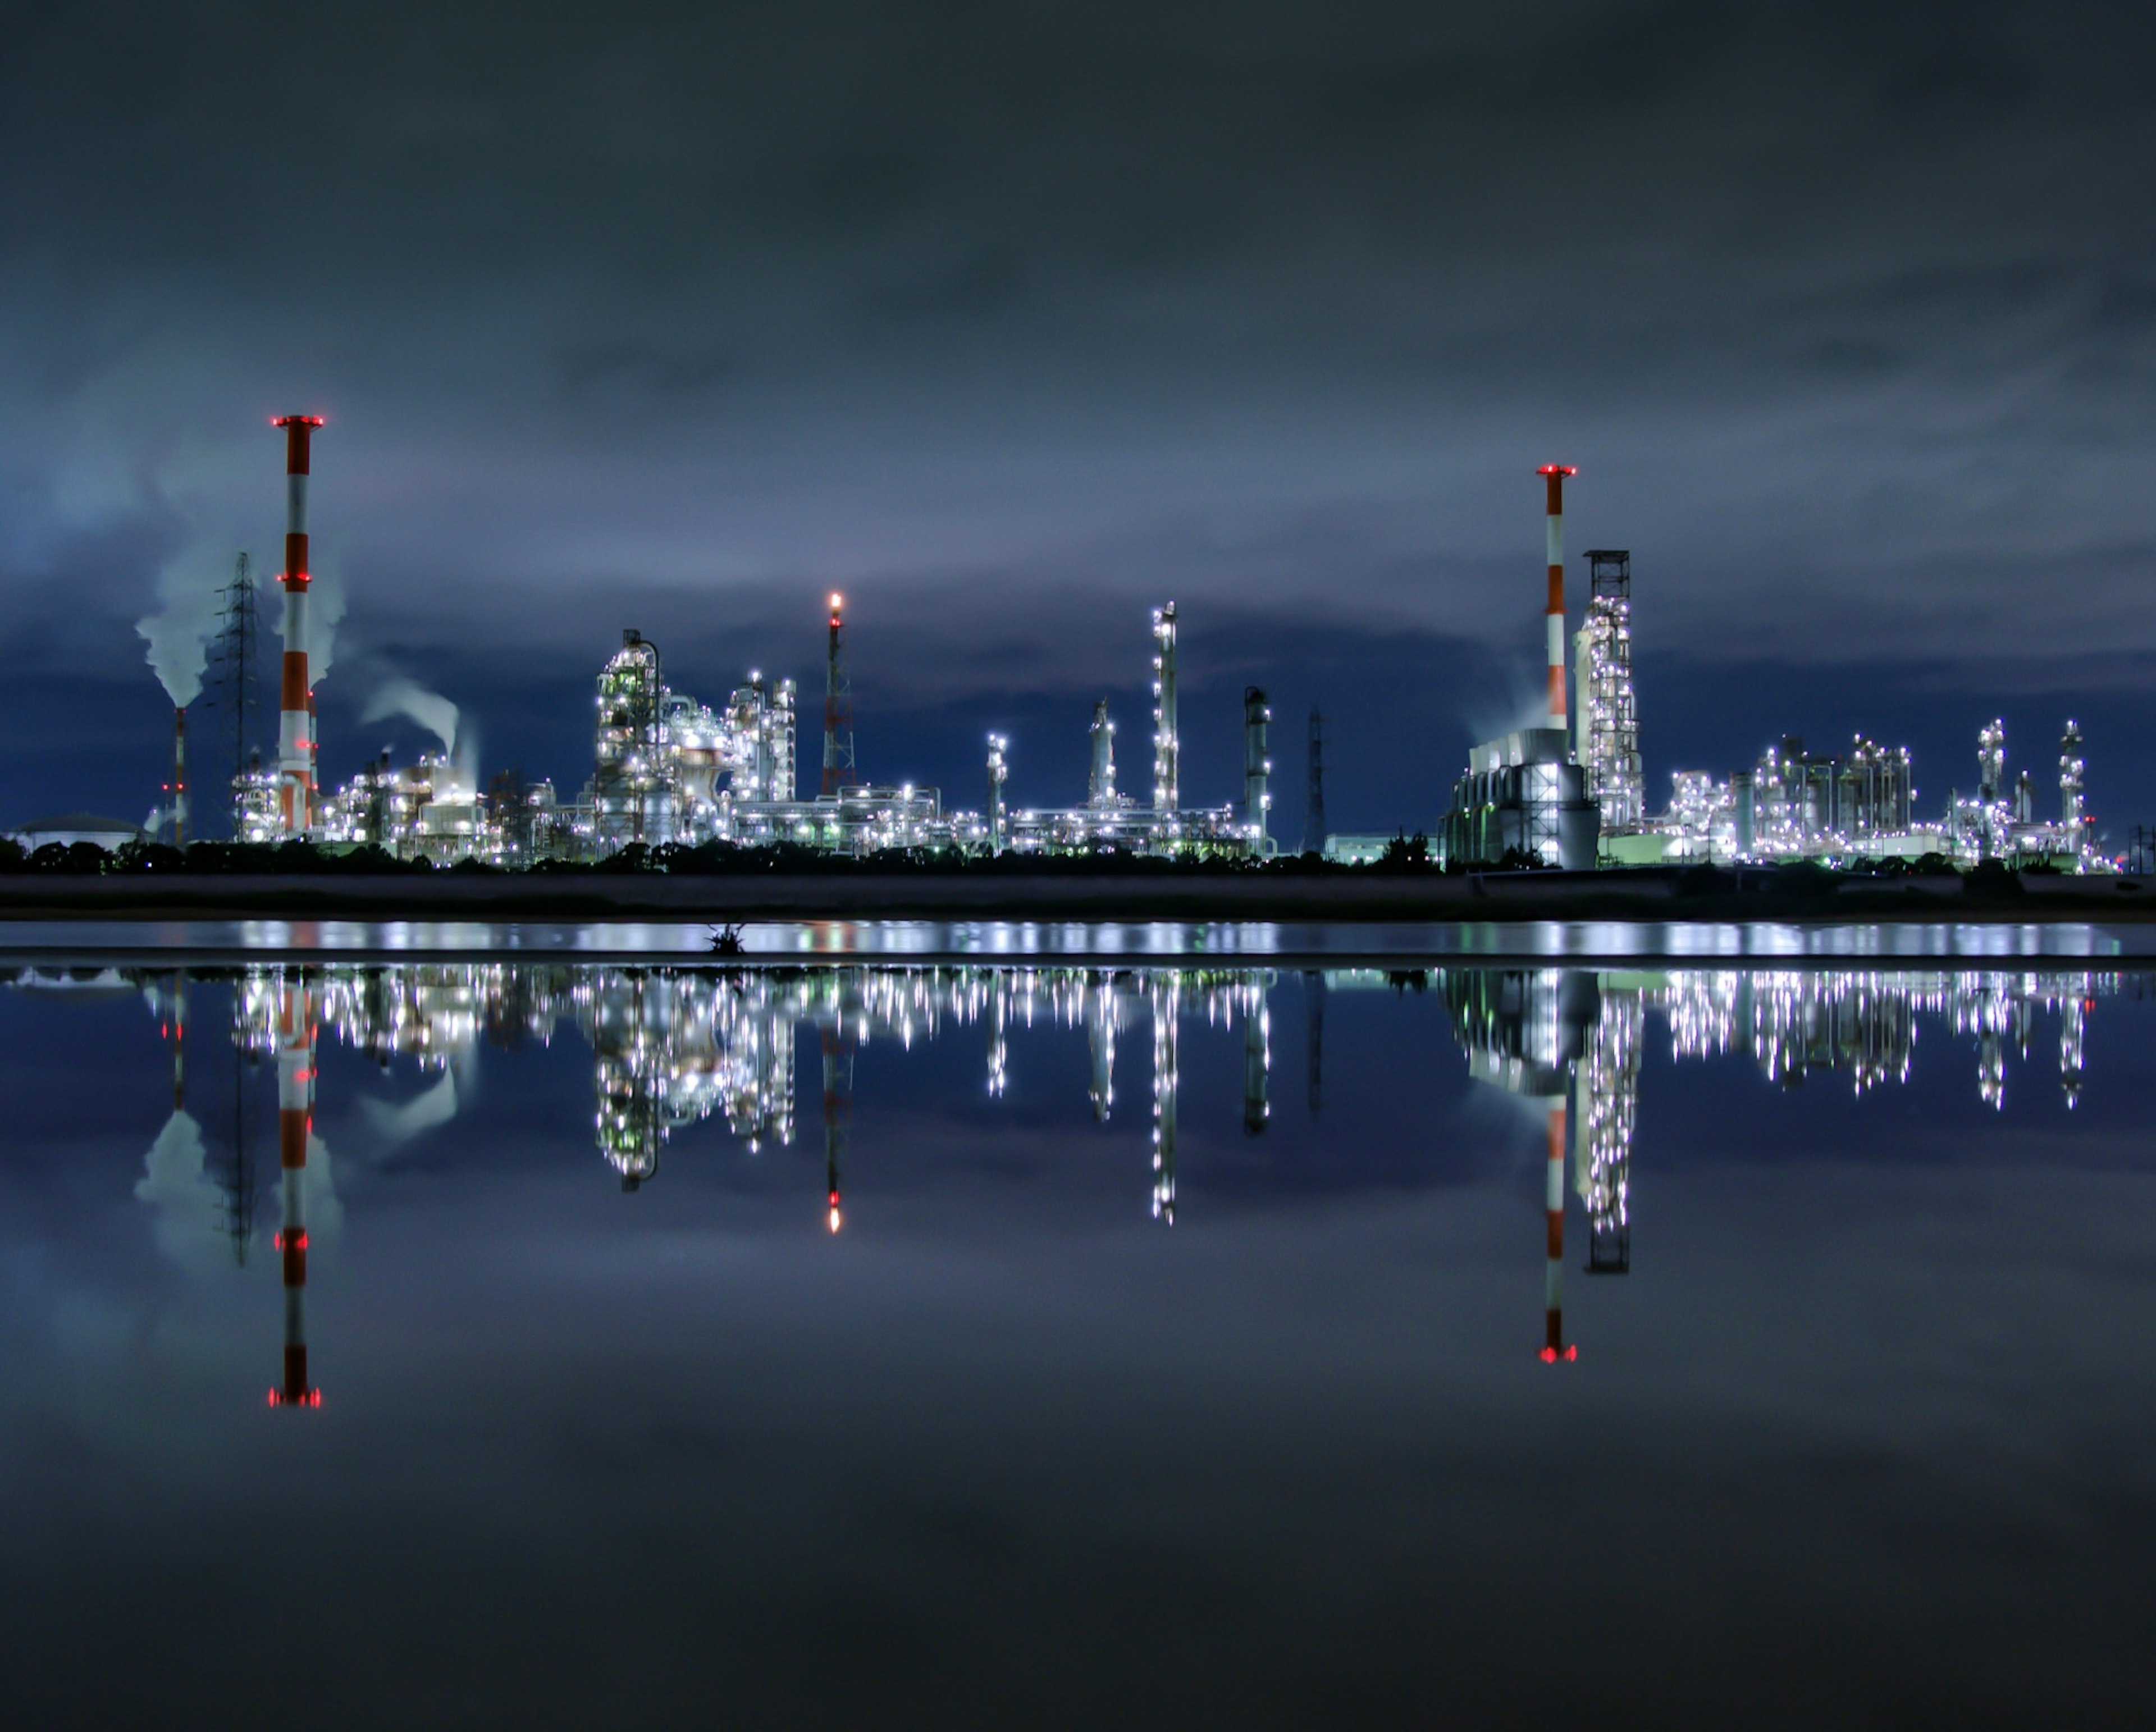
{"left": 822, "top": 592, "right": 856, "bottom": 797}
{"left": 1151, "top": 602, "right": 1179, "bottom": 822}
{"left": 271, "top": 417, "right": 324, "bottom": 836}
{"left": 1577, "top": 550, "right": 1644, "bottom": 833}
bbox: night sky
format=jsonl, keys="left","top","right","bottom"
{"left": 3, "top": 3, "right": 2152, "bottom": 839}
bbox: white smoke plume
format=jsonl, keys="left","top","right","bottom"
{"left": 134, "top": 1110, "right": 227, "bottom": 1273}
{"left": 134, "top": 549, "right": 227, "bottom": 707}
{"left": 299, "top": 1131, "right": 345, "bottom": 1240}
{"left": 272, "top": 566, "right": 348, "bottom": 685}
{"left": 361, "top": 677, "right": 461, "bottom": 756}
{"left": 360, "top": 1068, "right": 460, "bottom": 1150}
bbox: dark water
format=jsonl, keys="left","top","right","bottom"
{"left": 3, "top": 947, "right": 2153, "bottom": 1728}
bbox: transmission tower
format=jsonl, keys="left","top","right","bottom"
{"left": 207, "top": 552, "right": 261, "bottom": 835}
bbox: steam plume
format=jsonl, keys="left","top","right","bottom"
{"left": 360, "top": 1069, "right": 460, "bottom": 1150}
{"left": 362, "top": 677, "right": 461, "bottom": 756}
{"left": 273, "top": 566, "right": 348, "bottom": 683}
{"left": 134, "top": 550, "right": 226, "bottom": 707}
{"left": 134, "top": 1110, "right": 226, "bottom": 1272}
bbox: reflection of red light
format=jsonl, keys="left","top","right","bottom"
{"left": 1537, "top": 1346, "right": 1578, "bottom": 1364}
{"left": 828, "top": 1190, "right": 840, "bottom": 1205}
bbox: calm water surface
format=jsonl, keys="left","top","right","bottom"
{"left": 4, "top": 934, "right": 2153, "bottom": 1727}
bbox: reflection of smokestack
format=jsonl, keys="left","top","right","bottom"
{"left": 821, "top": 1023, "right": 853, "bottom": 1234}
{"left": 270, "top": 971, "right": 319, "bottom": 1407}
{"left": 171, "top": 971, "right": 187, "bottom": 1112}
{"left": 171, "top": 707, "right": 188, "bottom": 846}
{"left": 272, "top": 415, "right": 323, "bottom": 837}
{"left": 1537, "top": 465, "right": 1577, "bottom": 735}
{"left": 1540, "top": 1100, "right": 1575, "bottom": 1363}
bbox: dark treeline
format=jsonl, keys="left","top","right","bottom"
{"left": 0, "top": 834, "right": 2084, "bottom": 894}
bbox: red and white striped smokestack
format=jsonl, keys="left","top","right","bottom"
{"left": 270, "top": 971, "right": 319, "bottom": 1407}
{"left": 1540, "top": 1099, "right": 1575, "bottom": 1363}
{"left": 272, "top": 416, "right": 324, "bottom": 838}
{"left": 1538, "top": 465, "right": 1577, "bottom": 734}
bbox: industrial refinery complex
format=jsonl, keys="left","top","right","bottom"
{"left": 34, "top": 416, "right": 2121, "bottom": 874}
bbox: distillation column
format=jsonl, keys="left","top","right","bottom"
{"left": 1152, "top": 603, "right": 1179, "bottom": 825}
{"left": 986, "top": 734, "right": 1008, "bottom": 854}
{"left": 272, "top": 415, "right": 324, "bottom": 836}
{"left": 2060, "top": 721, "right": 2085, "bottom": 844}
{"left": 1244, "top": 686, "right": 1271, "bottom": 851}
{"left": 1088, "top": 700, "right": 1117, "bottom": 807}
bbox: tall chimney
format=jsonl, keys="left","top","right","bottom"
{"left": 171, "top": 706, "right": 188, "bottom": 847}
{"left": 821, "top": 592, "right": 853, "bottom": 798}
{"left": 272, "top": 416, "right": 323, "bottom": 837}
{"left": 1538, "top": 465, "right": 1577, "bottom": 735}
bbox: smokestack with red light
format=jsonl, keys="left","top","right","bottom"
{"left": 822, "top": 592, "right": 855, "bottom": 798}
{"left": 269, "top": 969, "right": 319, "bottom": 1407}
{"left": 171, "top": 705, "right": 188, "bottom": 847}
{"left": 272, "top": 416, "right": 324, "bottom": 837}
{"left": 1540, "top": 1100, "right": 1575, "bottom": 1363}
{"left": 1538, "top": 465, "right": 1577, "bottom": 735}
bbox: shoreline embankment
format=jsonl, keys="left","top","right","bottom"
{"left": 0, "top": 869, "right": 2149, "bottom": 925}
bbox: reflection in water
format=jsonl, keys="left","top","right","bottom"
{"left": 1441, "top": 965, "right": 2122, "bottom": 1359}
{"left": 10, "top": 956, "right": 2127, "bottom": 1403}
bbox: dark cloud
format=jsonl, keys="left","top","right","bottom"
{"left": 1, "top": 3, "right": 2153, "bottom": 828}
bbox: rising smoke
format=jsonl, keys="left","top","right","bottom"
{"left": 362, "top": 677, "right": 461, "bottom": 756}
{"left": 360, "top": 1068, "right": 460, "bottom": 1153}
{"left": 134, "top": 1109, "right": 227, "bottom": 1274}
{"left": 134, "top": 548, "right": 228, "bottom": 707}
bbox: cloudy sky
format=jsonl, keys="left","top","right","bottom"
{"left": 3, "top": 2, "right": 2152, "bottom": 833}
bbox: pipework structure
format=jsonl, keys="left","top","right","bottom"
{"left": 1576, "top": 550, "right": 1643, "bottom": 834}
{"left": 271, "top": 415, "right": 323, "bottom": 836}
